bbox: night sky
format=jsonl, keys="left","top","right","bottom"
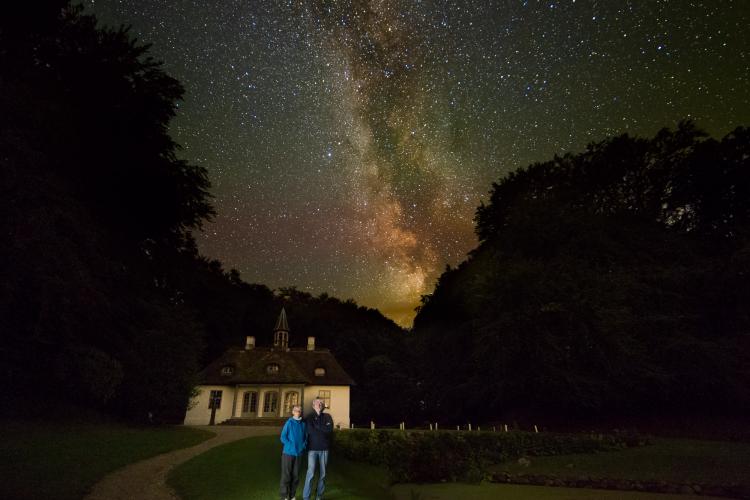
{"left": 90, "top": 1, "right": 749, "bottom": 326}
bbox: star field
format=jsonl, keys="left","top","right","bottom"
{"left": 90, "top": 0, "right": 750, "bottom": 326}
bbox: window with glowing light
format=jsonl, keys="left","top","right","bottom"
{"left": 283, "top": 391, "right": 300, "bottom": 414}
{"left": 318, "top": 389, "right": 331, "bottom": 409}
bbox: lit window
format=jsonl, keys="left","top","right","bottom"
{"left": 208, "top": 390, "right": 222, "bottom": 409}
{"left": 221, "top": 366, "right": 234, "bottom": 375}
{"left": 266, "top": 363, "right": 280, "bottom": 374}
{"left": 314, "top": 367, "right": 326, "bottom": 377}
{"left": 318, "top": 390, "right": 331, "bottom": 409}
{"left": 283, "top": 391, "right": 299, "bottom": 414}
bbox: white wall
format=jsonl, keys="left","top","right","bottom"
{"left": 302, "top": 385, "right": 350, "bottom": 428}
{"left": 183, "top": 385, "right": 235, "bottom": 425}
{"left": 183, "top": 384, "right": 351, "bottom": 427}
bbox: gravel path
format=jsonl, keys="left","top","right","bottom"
{"left": 85, "top": 425, "right": 278, "bottom": 500}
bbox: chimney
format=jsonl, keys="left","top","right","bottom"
{"left": 245, "top": 336, "right": 255, "bottom": 350}
{"left": 307, "top": 337, "right": 315, "bottom": 351}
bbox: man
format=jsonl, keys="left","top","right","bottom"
{"left": 279, "top": 405, "right": 306, "bottom": 500}
{"left": 303, "top": 397, "right": 333, "bottom": 500}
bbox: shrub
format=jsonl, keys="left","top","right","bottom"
{"left": 333, "top": 429, "right": 639, "bottom": 483}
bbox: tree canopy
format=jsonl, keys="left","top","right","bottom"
{"left": 1, "top": 1, "right": 216, "bottom": 421}
{"left": 413, "top": 122, "right": 750, "bottom": 423}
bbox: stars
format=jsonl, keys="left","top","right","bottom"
{"left": 88, "top": 0, "right": 750, "bottom": 326}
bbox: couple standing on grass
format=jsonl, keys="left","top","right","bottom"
{"left": 279, "top": 397, "right": 333, "bottom": 500}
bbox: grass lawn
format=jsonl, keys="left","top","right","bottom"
{"left": 169, "top": 434, "right": 736, "bottom": 500}
{"left": 391, "top": 483, "right": 726, "bottom": 500}
{"left": 168, "top": 434, "right": 392, "bottom": 500}
{"left": 495, "top": 438, "right": 750, "bottom": 485}
{"left": 0, "top": 420, "right": 214, "bottom": 500}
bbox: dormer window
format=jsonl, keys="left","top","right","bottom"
{"left": 314, "top": 367, "right": 326, "bottom": 377}
{"left": 266, "top": 363, "right": 280, "bottom": 374}
{"left": 221, "top": 366, "right": 234, "bottom": 376}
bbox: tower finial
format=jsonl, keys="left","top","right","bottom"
{"left": 273, "top": 307, "right": 289, "bottom": 350}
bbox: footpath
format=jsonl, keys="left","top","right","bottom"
{"left": 85, "top": 425, "right": 277, "bottom": 500}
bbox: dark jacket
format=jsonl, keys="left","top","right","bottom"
{"left": 305, "top": 411, "right": 334, "bottom": 451}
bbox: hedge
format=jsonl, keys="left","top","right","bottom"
{"left": 332, "top": 429, "right": 643, "bottom": 483}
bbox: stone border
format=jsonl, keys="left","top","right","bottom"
{"left": 489, "top": 472, "right": 750, "bottom": 499}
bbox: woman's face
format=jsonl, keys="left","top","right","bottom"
{"left": 292, "top": 407, "right": 302, "bottom": 417}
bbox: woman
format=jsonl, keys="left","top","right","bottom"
{"left": 279, "top": 405, "right": 306, "bottom": 500}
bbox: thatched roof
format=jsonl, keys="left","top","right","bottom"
{"left": 198, "top": 347, "right": 355, "bottom": 386}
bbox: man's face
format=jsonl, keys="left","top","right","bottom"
{"left": 313, "top": 399, "right": 323, "bottom": 412}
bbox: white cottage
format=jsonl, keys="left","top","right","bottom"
{"left": 184, "top": 308, "right": 355, "bottom": 427}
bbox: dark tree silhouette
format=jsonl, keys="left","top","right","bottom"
{"left": 414, "top": 122, "right": 750, "bottom": 424}
{"left": 1, "top": 1, "right": 213, "bottom": 421}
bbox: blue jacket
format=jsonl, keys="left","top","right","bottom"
{"left": 280, "top": 417, "right": 306, "bottom": 456}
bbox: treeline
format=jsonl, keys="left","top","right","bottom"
{"left": 412, "top": 122, "right": 750, "bottom": 423}
{"left": 256, "top": 288, "right": 417, "bottom": 424}
{"left": 6, "top": 2, "right": 748, "bottom": 428}
{"left": 0, "top": 1, "right": 409, "bottom": 424}
{"left": 181, "top": 278, "right": 414, "bottom": 424}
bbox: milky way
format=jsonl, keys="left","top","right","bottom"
{"left": 90, "top": 1, "right": 749, "bottom": 326}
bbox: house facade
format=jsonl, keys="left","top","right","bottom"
{"left": 183, "top": 308, "right": 354, "bottom": 427}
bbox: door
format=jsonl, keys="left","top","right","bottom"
{"left": 262, "top": 391, "right": 278, "bottom": 417}
{"left": 242, "top": 391, "right": 258, "bottom": 417}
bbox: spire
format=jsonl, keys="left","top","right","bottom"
{"left": 273, "top": 307, "right": 289, "bottom": 350}
{"left": 274, "top": 307, "right": 289, "bottom": 332}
